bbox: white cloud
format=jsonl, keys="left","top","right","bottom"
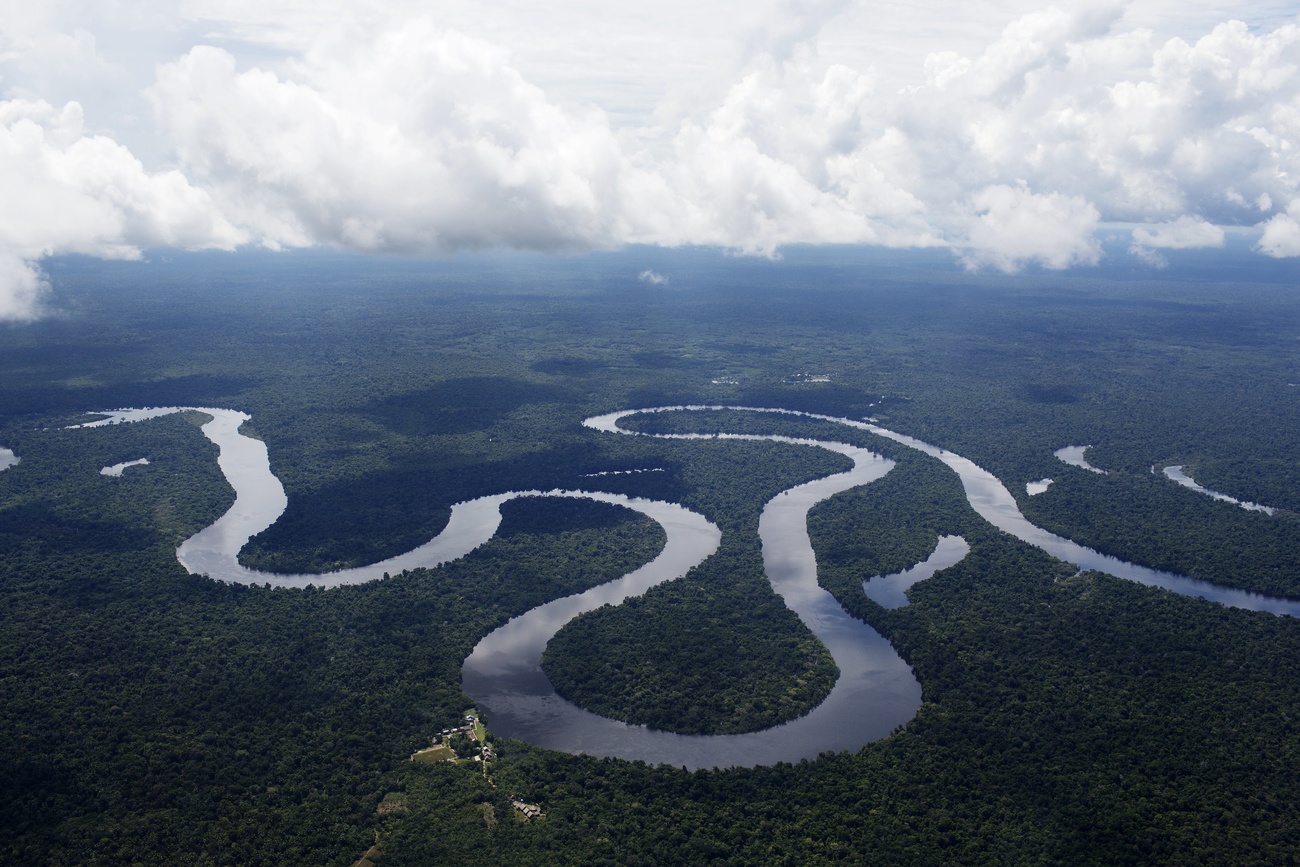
{"left": 638, "top": 269, "right": 669, "bottom": 285}
{"left": 0, "top": 97, "right": 244, "bottom": 318}
{"left": 1257, "top": 198, "right": 1300, "bottom": 257}
{"left": 660, "top": 59, "right": 886, "bottom": 256}
{"left": 147, "top": 27, "right": 679, "bottom": 254}
{"left": 2, "top": 3, "right": 1300, "bottom": 319}
{"left": 1130, "top": 215, "right": 1225, "bottom": 264}
{"left": 629, "top": 8, "right": 1299, "bottom": 267}
{"left": 960, "top": 184, "right": 1102, "bottom": 272}
{"left": 901, "top": 14, "right": 1300, "bottom": 229}
{"left": 1132, "top": 217, "right": 1226, "bottom": 250}
{"left": 0, "top": 251, "right": 49, "bottom": 321}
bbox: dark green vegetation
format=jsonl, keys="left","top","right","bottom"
{"left": 543, "top": 439, "right": 844, "bottom": 735}
{"left": 1, "top": 475, "right": 663, "bottom": 865}
{"left": 2, "top": 246, "right": 1299, "bottom": 864}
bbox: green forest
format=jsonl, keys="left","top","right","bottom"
{"left": 2, "top": 247, "right": 1299, "bottom": 864}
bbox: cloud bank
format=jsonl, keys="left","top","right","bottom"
{"left": 2, "top": 4, "right": 1300, "bottom": 318}
{"left": 0, "top": 97, "right": 243, "bottom": 318}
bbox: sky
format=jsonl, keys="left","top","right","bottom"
{"left": 2, "top": 0, "right": 1299, "bottom": 320}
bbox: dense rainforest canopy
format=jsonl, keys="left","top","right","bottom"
{"left": 2, "top": 246, "right": 1298, "bottom": 865}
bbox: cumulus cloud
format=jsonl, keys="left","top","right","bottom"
{"left": 0, "top": 97, "right": 244, "bottom": 318}
{"left": 1130, "top": 215, "right": 1225, "bottom": 265}
{"left": 960, "top": 184, "right": 1102, "bottom": 271}
{"left": 887, "top": 12, "right": 1300, "bottom": 265}
{"left": 4, "top": 4, "right": 1300, "bottom": 319}
{"left": 0, "top": 251, "right": 48, "bottom": 322}
{"left": 147, "top": 25, "right": 676, "bottom": 254}
{"left": 1257, "top": 199, "right": 1300, "bottom": 257}
{"left": 635, "top": 8, "right": 1300, "bottom": 268}
{"left": 638, "top": 269, "right": 669, "bottom": 285}
{"left": 1132, "top": 216, "right": 1226, "bottom": 249}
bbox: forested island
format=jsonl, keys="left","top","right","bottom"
{"left": 2, "top": 245, "right": 1299, "bottom": 864}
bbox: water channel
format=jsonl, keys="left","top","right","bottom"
{"left": 70, "top": 403, "right": 1300, "bottom": 770}
{"left": 1055, "top": 444, "right": 1106, "bottom": 474}
{"left": 863, "top": 535, "right": 971, "bottom": 609}
{"left": 463, "top": 433, "right": 922, "bottom": 768}
{"left": 1163, "top": 465, "right": 1276, "bottom": 515}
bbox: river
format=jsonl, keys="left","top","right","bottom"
{"left": 71, "top": 403, "right": 1300, "bottom": 770}
{"left": 1163, "top": 465, "right": 1276, "bottom": 515}
{"left": 592, "top": 406, "right": 1300, "bottom": 616}
{"left": 464, "top": 432, "right": 923, "bottom": 768}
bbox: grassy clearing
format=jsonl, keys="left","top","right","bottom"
{"left": 410, "top": 744, "right": 453, "bottom": 764}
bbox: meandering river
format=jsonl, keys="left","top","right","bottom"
{"left": 592, "top": 406, "right": 1300, "bottom": 616}
{"left": 463, "top": 433, "right": 921, "bottom": 768}
{"left": 68, "top": 403, "right": 1300, "bottom": 769}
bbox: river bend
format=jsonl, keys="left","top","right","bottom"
{"left": 69, "top": 403, "right": 1300, "bottom": 771}
{"left": 589, "top": 406, "right": 1300, "bottom": 616}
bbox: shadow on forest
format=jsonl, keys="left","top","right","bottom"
{"left": 1, "top": 375, "right": 258, "bottom": 417}
{"left": 368, "top": 376, "right": 571, "bottom": 436}
{"left": 244, "top": 441, "right": 689, "bottom": 571}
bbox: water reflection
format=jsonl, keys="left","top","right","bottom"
{"left": 465, "top": 433, "right": 924, "bottom": 769}
{"left": 1163, "top": 465, "right": 1276, "bottom": 515}
{"left": 595, "top": 406, "right": 1300, "bottom": 616}
{"left": 1026, "top": 478, "right": 1053, "bottom": 496}
{"left": 864, "top": 536, "right": 971, "bottom": 609}
{"left": 101, "top": 458, "right": 151, "bottom": 477}
{"left": 73, "top": 402, "right": 1300, "bottom": 773}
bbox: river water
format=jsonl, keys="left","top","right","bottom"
{"left": 864, "top": 535, "right": 971, "bottom": 609}
{"left": 465, "top": 432, "right": 923, "bottom": 768}
{"left": 1163, "top": 465, "right": 1276, "bottom": 515}
{"left": 1055, "top": 444, "right": 1106, "bottom": 474}
{"left": 593, "top": 406, "right": 1300, "bottom": 617}
{"left": 73, "top": 403, "right": 1300, "bottom": 770}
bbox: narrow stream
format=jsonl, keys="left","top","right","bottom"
{"left": 1163, "top": 465, "right": 1276, "bottom": 515}
{"left": 863, "top": 536, "right": 971, "bottom": 609}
